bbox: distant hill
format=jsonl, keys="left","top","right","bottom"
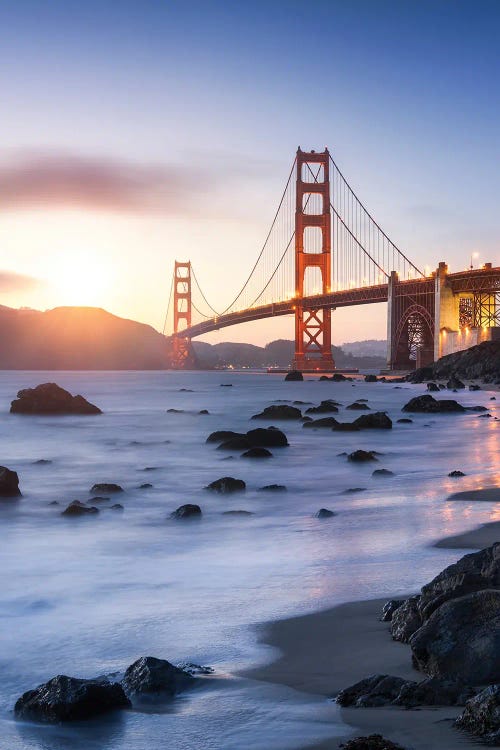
{"left": 341, "top": 339, "right": 387, "bottom": 357}
{"left": 0, "top": 305, "right": 386, "bottom": 370}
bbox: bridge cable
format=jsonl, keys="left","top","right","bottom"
{"left": 162, "top": 271, "right": 175, "bottom": 335}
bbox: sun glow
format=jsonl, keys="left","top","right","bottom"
{"left": 47, "top": 251, "right": 113, "bottom": 307}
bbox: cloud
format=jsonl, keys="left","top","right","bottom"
{"left": 0, "top": 271, "right": 40, "bottom": 293}
{"left": 0, "top": 151, "right": 275, "bottom": 215}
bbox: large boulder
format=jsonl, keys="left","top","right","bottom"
{"left": 170, "top": 504, "right": 202, "bottom": 519}
{"left": 353, "top": 412, "right": 392, "bottom": 430}
{"left": 251, "top": 405, "right": 302, "bottom": 420}
{"left": 14, "top": 675, "right": 130, "bottom": 722}
{"left": 10, "top": 383, "right": 101, "bottom": 415}
{"left": 90, "top": 483, "right": 123, "bottom": 494}
{"left": 390, "top": 596, "right": 422, "bottom": 643}
{"left": 305, "top": 400, "right": 339, "bottom": 414}
{"left": 205, "top": 477, "right": 246, "bottom": 494}
{"left": 121, "top": 656, "right": 194, "bottom": 701}
{"left": 402, "top": 395, "right": 465, "bottom": 413}
{"left": 346, "top": 402, "right": 370, "bottom": 410}
{"left": 336, "top": 674, "right": 408, "bottom": 707}
{"left": 245, "top": 428, "right": 289, "bottom": 447}
{"left": 303, "top": 417, "right": 339, "bottom": 429}
{"left": 410, "top": 589, "right": 500, "bottom": 684}
{"left": 455, "top": 684, "right": 500, "bottom": 744}
{"left": 217, "top": 437, "right": 252, "bottom": 451}
{"left": 0, "top": 466, "right": 21, "bottom": 497}
{"left": 284, "top": 370, "right": 303, "bottom": 381}
{"left": 337, "top": 673, "right": 473, "bottom": 709}
{"left": 206, "top": 430, "right": 243, "bottom": 444}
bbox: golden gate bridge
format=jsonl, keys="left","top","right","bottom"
{"left": 163, "top": 148, "right": 500, "bottom": 371}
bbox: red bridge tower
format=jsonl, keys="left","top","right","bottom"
{"left": 170, "top": 261, "right": 196, "bottom": 369}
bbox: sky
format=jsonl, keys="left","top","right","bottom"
{"left": 0, "top": 0, "right": 499, "bottom": 345}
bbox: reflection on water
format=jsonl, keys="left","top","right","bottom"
{"left": 0, "top": 371, "right": 498, "bottom": 749}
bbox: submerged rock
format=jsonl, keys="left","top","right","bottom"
{"left": 206, "top": 430, "right": 243, "bottom": 444}
{"left": 0, "top": 466, "right": 21, "bottom": 497}
{"left": 121, "top": 656, "right": 194, "bottom": 701}
{"left": 91, "top": 483, "right": 123, "bottom": 494}
{"left": 10, "top": 383, "right": 101, "bottom": 415}
{"left": 353, "top": 412, "right": 392, "bottom": 430}
{"left": 251, "top": 404, "right": 302, "bottom": 420}
{"left": 241, "top": 447, "right": 273, "bottom": 459}
{"left": 315, "top": 508, "right": 336, "bottom": 518}
{"left": 257, "top": 484, "right": 287, "bottom": 492}
{"left": 402, "top": 395, "right": 465, "bottom": 413}
{"left": 305, "top": 400, "right": 339, "bottom": 414}
{"left": 170, "top": 504, "right": 202, "bottom": 519}
{"left": 284, "top": 370, "right": 303, "bottom": 381}
{"left": 217, "top": 437, "right": 251, "bottom": 451}
{"left": 14, "top": 674, "right": 130, "bottom": 722}
{"left": 205, "top": 477, "right": 246, "bottom": 494}
{"left": 396, "top": 418, "right": 413, "bottom": 424}
{"left": 346, "top": 402, "right": 370, "bottom": 410}
{"left": 303, "top": 416, "right": 339, "bottom": 429}
{"left": 372, "top": 469, "right": 394, "bottom": 477}
{"left": 348, "top": 450, "right": 378, "bottom": 462}
{"left": 332, "top": 422, "right": 360, "bottom": 431}
{"left": 245, "top": 428, "right": 288, "bottom": 447}
{"left": 448, "top": 470, "right": 466, "bottom": 477}
{"left": 61, "top": 501, "right": 99, "bottom": 517}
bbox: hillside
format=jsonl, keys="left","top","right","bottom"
{"left": 407, "top": 340, "right": 500, "bottom": 384}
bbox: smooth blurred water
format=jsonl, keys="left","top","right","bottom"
{"left": 0, "top": 371, "right": 499, "bottom": 749}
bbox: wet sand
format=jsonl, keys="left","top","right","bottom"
{"left": 434, "top": 518, "right": 500, "bottom": 549}
{"left": 246, "top": 597, "right": 479, "bottom": 749}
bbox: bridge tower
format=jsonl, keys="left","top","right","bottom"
{"left": 293, "top": 148, "right": 335, "bottom": 371}
{"left": 170, "top": 261, "right": 197, "bottom": 369}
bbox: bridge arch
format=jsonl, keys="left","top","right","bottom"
{"left": 393, "top": 303, "right": 434, "bottom": 369}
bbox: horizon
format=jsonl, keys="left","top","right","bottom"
{"left": 1, "top": 0, "right": 499, "bottom": 346}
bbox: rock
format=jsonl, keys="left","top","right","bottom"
{"left": 410, "top": 589, "right": 500, "bottom": 683}
{"left": 338, "top": 735, "right": 407, "bottom": 750}
{"left": 315, "top": 508, "right": 336, "bottom": 518}
{"left": 332, "top": 373, "right": 350, "bottom": 381}
{"left": 364, "top": 374, "right": 378, "bottom": 383}
{"left": 176, "top": 663, "right": 215, "bottom": 676}
{"left": 466, "top": 405, "right": 489, "bottom": 411}
{"left": 342, "top": 487, "right": 366, "bottom": 494}
{"left": 427, "top": 382, "right": 440, "bottom": 392}
{"left": 491, "top": 396, "right": 497, "bottom": 400}
{"left": 89, "top": 496, "right": 110, "bottom": 503}
{"left": 217, "top": 437, "right": 252, "bottom": 451}
{"left": 380, "top": 600, "right": 404, "bottom": 622}
{"left": 332, "top": 422, "right": 360, "bottom": 431}
{"left": 220, "top": 384, "right": 232, "bottom": 387}
{"left": 121, "top": 656, "right": 194, "bottom": 700}
{"left": 469, "top": 384, "right": 481, "bottom": 391}
{"left": 448, "top": 470, "right": 466, "bottom": 477}
{"left": 241, "top": 448, "right": 273, "bottom": 459}
{"left": 199, "top": 409, "right": 209, "bottom": 415}
{"left": 336, "top": 674, "right": 408, "bottom": 707}
{"left": 447, "top": 375, "right": 465, "bottom": 389}
{"left": 61, "top": 501, "right": 99, "bottom": 517}
{"left": 372, "top": 469, "right": 394, "bottom": 477}
{"left": 170, "top": 504, "right": 202, "bottom": 519}
{"left": 222, "top": 510, "right": 253, "bottom": 516}
{"left": 49, "top": 500, "right": 59, "bottom": 506}
{"left": 257, "top": 484, "right": 287, "bottom": 492}
{"left": 402, "top": 395, "right": 465, "bottom": 413}
{"left": 33, "top": 459, "right": 52, "bottom": 465}
{"left": 305, "top": 400, "right": 339, "bottom": 414}
{"left": 348, "top": 450, "right": 378, "bottom": 462}
{"left": 167, "top": 408, "right": 184, "bottom": 413}
{"left": 0, "top": 466, "right": 21, "bottom": 497}
{"left": 394, "top": 677, "right": 475, "bottom": 708}
{"left": 455, "top": 684, "right": 500, "bottom": 742}
{"left": 390, "top": 596, "right": 422, "bottom": 642}
{"left": 205, "top": 477, "right": 246, "bottom": 494}
{"left": 206, "top": 430, "right": 243, "bottom": 444}
{"left": 139, "top": 483, "right": 153, "bottom": 489}
{"left": 303, "top": 417, "right": 339, "bottom": 428}
{"left": 353, "top": 412, "right": 392, "bottom": 430}
{"left": 346, "top": 402, "right": 370, "bottom": 410}
{"left": 10, "top": 383, "right": 101, "bottom": 415}
{"left": 396, "top": 418, "right": 413, "bottom": 423}
{"left": 110, "top": 503, "right": 124, "bottom": 511}
{"left": 90, "top": 483, "right": 123, "bottom": 494}
{"left": 246, "top": 427, "right": 289, "bottom": 447}
{"left": 284, "top": 370, "right": 303, "bottom": 381}
{"left": 251, "top": 405, "right": 302, "bottom": 420}
{"left": 14, "top": 675, "right": 130, "bottom": 722}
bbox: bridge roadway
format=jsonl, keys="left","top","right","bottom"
{"left": 172, "top": 266, "right": 500, "bottom": 340}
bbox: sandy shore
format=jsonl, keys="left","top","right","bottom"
{"left": 246, "top": 597, "right": 479, "bottom": 749}
{"left": 434, "top": 518, "right": 500, "bottom": 549}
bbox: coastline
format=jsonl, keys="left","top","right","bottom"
{"left": 434, "top": 518, "right": 500, "bottom": 549}
{"left": 245, "top": 597, "right": 479, "bottom": 749}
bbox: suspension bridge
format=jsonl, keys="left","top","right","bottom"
{"left": 163, "top": 148, "right": 500, "bottom": 371}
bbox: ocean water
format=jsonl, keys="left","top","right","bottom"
{"left": 0, "top": 370, "right": 499, "bottom": 750}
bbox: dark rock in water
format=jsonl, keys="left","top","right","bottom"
{"left": 396, "top": 418, "right": 413, "bottom": 423}
{"left": 49, "top": 500, "right": 59, "bottom": 506}
{"left": 315, "top": 508, "right": 336, "bottom": 518}
{"left": 302, "top": 416, "right": 313, "bottom": 423}
{"left": 364, "top": 374, "right": 378, "bottom": 383}
{"left": 284, "top": 370, "right": 303, "bottom": 381}
{"left": 10, "top": 383, "right": 101, "bottom": 415}
{"left": 447, "top": 375, "right": 465, "bottom": 390}
{"left": 293, "top": 400, "right": 314, "bottom": 405}
{"left": 332, "top": 422, "right": 360, "bottom": 431}
{"left": 455, "top": 684, "right": 500, "bottom": 743}
{"left": 491, "top": 396, "right": 497, "bottom": 400}
{"left": 303, "top": 416, "right": 339, "bottom": 429}
{"left": 176, "top": 663, "right": 215, "bottom": 676}
{"left": 410, "top": 589, "right": 500, "bottom": 684}
{"left": 179, "top": 388, "right": 193, "bottom": 392}
{"left": 89, "top": 496, "right": 110, "bottom": 503}
{"left": 199, "top": 409, "right": 209, "bottom": 415}
{"left": 0, "top": 466, "right": 21, "bottom": 497}
{"left": 469, "top": 384, "right": 481, "bottom": 391}
{"left": 206, "top": 430, "right": 244, "bottom": 444}
{"left": 90, "top": 483, "right": 123, "bottom": 494}
{"left": 206, "top": 477, "right": 246, "bottom": 494}
{"left": 241, "top": 447, "right": 273, "bottom": 459}
{"left": 372, "top": 469, "right": 394, "bottom": 477}
{"left": 427, "top": 382, "right": 440, "bottom": 392}
{"left": 405, "top": 343, "right": 500, "bottom": 386}
{"left": 139, "top": 483, "right": 153, "bottom": 489}
{"left": 332, "top": 373, "right": 350, "bottom": 381}
{"left": 14, "top": 674, "right": 130, "bottom": 722}
{"left": 222, "top": 510, "right": 253, "bottom": 516}
{"left": 167, "top": 408, "right": 184, "bottom": 413}
{"left": 402, "top": 395, "right": 465, "bottom": 413}
{"left": 339, "top": 735, "right": 407, "bottom": 750}
{"left": 257, "top": 484, "right": 287, "bottom": 492}
{"left": 448, "top": 470, "right": 466, "bottom": 477}
{"left": 251, "top": 404, "right": 302, "bottom": 420}
{"left": 346, "top": 402, "right": 370, "bottom": 410}
{"left": 246, "top": 427, "right": 289, "bottom": 447}
{"left": 381, "top": 600, "right": 404, "bottom": 622}
{"left": 390, "top": 596, "right": 422, "bottom": 643}
{"left": 121, "top": 656, "right": 194, "bottom": 700}
{"left": 394, "top": 677, "right": 475, "bottom": 708}
{"left": 306, "top": 400, "right": 339, "bottom": 414}
{"left": 319, "top": 375, "right": 330, "bottom": 381}
{"left": 342, "top": 487, "right": 366, "bottom": 494}
{"left": 336, "top": 674, "right": 408, "bottom": 707}
{"left": 348, "top": 450, "right": 378, "bottom": 462}
{"left": 465, "top": 405, "right": 488, "bottom": 411}
{"left": 170, "top": 504, "right": 202, "bottom": 519}
{"left": 217, "top": 437, "right": 252, "bottom": 451}
{"left": 353, "top": 412, "right": 392, "bottom": 430}
{"left": 220, "top": 384, "right": 233, "bottom": 387}
{"left": 61, "top": 501, "right": 99, "bottom": 517}
{"left": 110, "top": 503, "right": 124, "bottom": 511}
{"left": 33, "top": 459, "right": 52, "bottom": 465}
